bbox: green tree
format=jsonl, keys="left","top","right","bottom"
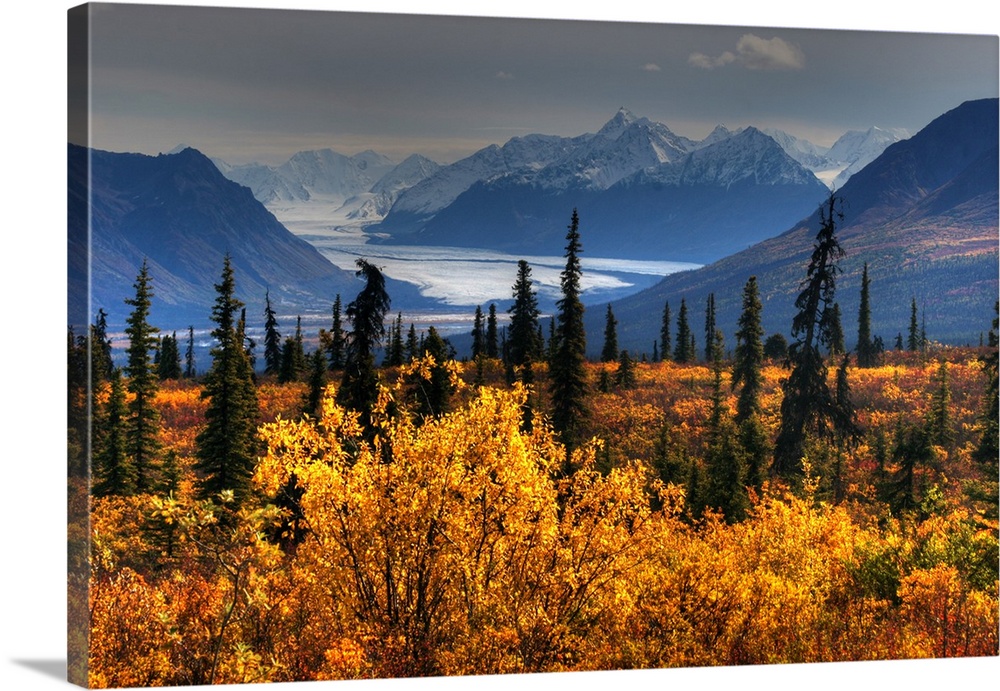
{"left": 970, "top": 301, "right": 999, "bottom": 516}
{"left": 92, "top": 368, "right": 135, "bottom": 497}
{"left": 773, "top": 194, "right": 846, "bottom": 479}
{"left": 262, "top": 289, "right": 282, "bottom": 375}
{"left": 763, "top": 333, "right": 788, "bottom": 360}
{"left": 704, "top": 293, "right": 716, "bottom": 362}
{"left": 385, "top": 313, "right": 405, "bottom": 367}
{"left": 411, "top": 326, "right": 454, "bottom": 422}
{"left": 856, "top": 262, "right": 878, "bottom": 367}
{"left": 549, "top": 209, "right": 589, "bottom": 462}
{"left": 303, "top": 349, "right": 327, "bottom": 417}
{"left": 486, "top": 303, "right": 499, "bottom": 358}
{"left": 601, "top": 303, "right": 619, "bottom": 363}
{"left": 327, "top": 294, "right": 346, "bottom": 370}
{"left": 673, "top": 298, "right": 693, "bottom": 363}
{"left": 926, "top": 358, "right": 953, "bottom": 448}
{"left": 471, "top": 305, "right": 486, "bottom": 359}
{"left": 732, "top": 276, "right": 764, "bottom": 426}
{"left": 193, "top": 255, "right": 261, "bottom": 504}
{"left": 507, "top": 260, "right": 543, "bottom": 373}
{"left": 660, "top": 301, "right": 671, "bottom": 362}
{"left": 826, "top": 302, "right": 845, "bottom": 355}
{"left": 615, "top": 349, "right": 636, "bottom": 389}
{"left": 90, "top": 308, "right": 114, "bottom": 388}
{"left": 908, "top": 298, "right": 921, "bottom": 352}
{"left": 185, "top": 325, "right": 196, "bottom": 378}
{"left": 337, "top": 259, "right": 391, "bottom": 435}
{"left": 157, "top": 332, "right": 182, "bottom": 380}
{"left": 123, "top": 259, "right": 160, "bottom": 493}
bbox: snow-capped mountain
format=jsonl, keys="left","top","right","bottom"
{"left": 347, "top": 154, "right": 442, "bottom": 220}
{"left": 826, "top": 126, "right": 910, "bottom": 188}
{"left": 381, "top": 116, "right": 831, "bottom": 262}
{"left": 762, "top": 128, "right": 831, "bottom": 169}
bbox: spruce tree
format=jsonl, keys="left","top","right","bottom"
{"left": 293, "top": 316, "right": 306, "bottom": 375}
{"left": 303, "top": 349, "right": 327, "bottom": 417}
{"left": 327, "top": 294, "right": 346, "bottom": 370}
{"left": 278, "top": 337, "right": 299, "bottom": 383}
{"left": 615, "top": 349, "right": 636, "bottom": 389}
{"left": 386, "top": 313, "right": 405, "bottom": 367}
{"left": 601, "top": 303, "right": 619, "bottom": 363}
{"left": 970, "top": 302, "right": 999, "bottom": 516}
{"left": 412, "top": 326, "right": 453, "bottom": 421}
{"left": 486, "top": 303, "right": 499, "bottom": 358}
{"left": 773, "top": 194, "right": 847, "bottom": 479}
{"left": 92, "top": 368, "right": 135, "bottom": 497}
{"left": 827, "top": 303, "right": 845, "bottom": 355}
{"left": 704, "top": 293, "right": 716, "bottom": 362}
{"left": 194, "top": 255, "right": 261, "bottom": 504}
{"left": 660, "top": 301, "right": 672, "bottom": 362}
{"left": 471, "top": 305, "right": 485, "bottom": 359}
{"left": 90, "top": 308, "right": 114, "bottom": 388}
{"left": 674, "top": 298, "right": 693, "bottom": 363}
{"left": 856, "top": 263, "right": 877, "bottom": 367}
{"left": 123, "top": 260, "right": 160, "bottom": 493}
{"left": 732, "top": 276, "right": 764, "bottom": 426}
{"left": 549, "top": 209, "right": 589, "bottom": 461}
{"left": 185, "top": 325, "right": 196, "bottom": 378}
{"left": 263, "top": 289, "right": 282, "bottom": 376}
{"left": 337, "top": 258, "right": 391, "bottom": 435}
{"left": 507, "top": 260, "right": 542, "bottom": 371}
{"left": 908, "top": 298, "right": 921, "bottom": 351}
{"left": 927, "top": 358, "right": 953, "bottom": 448}
{"left": 157, "top": 332, "right": 182, "bottom": 380}
{"left": 405, "top": 323, "right": 420, "bottom": 362}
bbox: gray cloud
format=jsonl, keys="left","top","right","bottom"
{"left": 690, "top": 34, "right": 805, "bottom": 71}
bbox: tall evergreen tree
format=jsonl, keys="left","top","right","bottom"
{"left": 303, "top": 349, "right": 327, "bottom": 417}
{"left": 385, "top": 313, "right": 405, "bottom": 367}
{"left": 926, "top": 358, "right": 954, "bottom": 448}
{"left": 337, "top": 259, "right": 391, "bottom": 434}
{"left": 908, "top": 298, "right": 921, "bottom": 352}
{"left": 471, "top": 305, "right": 486, "bottom": 359}
{"left": 405, "top": 323, "right": 420, "bottom": 362}
{"left": 411, "top": 326, "right": 454, "bottom": 422}
{"left": 263, "top": 289, "right": 282, "bottom": 375}
{"left": 827, "top": 302, "right": 846, "bottom": 355}
{"left": 185, "top": 325, "right": 196, "bottom": 378}
{"left": 660, "top": 301, "right": 672, "bottom": 362}
{"left": 674, "top": 298, "right": 693, "bottom": 363}
{"left": 194, "top": 255, "right": 261, "bottom": 504}
{"left": 157, "top": 332, "right": 182, "bottom": 380}
{"left": 123, "top": 259, "right": 160, "bottom": 493}
{"left": 90, "top": 308, "right": 114, "bottom": 388}
{"left": 615, "top": 349, "right": 636, "bottom": 389}
{"left": 293, "top": 316, "right": 306, "bottom": 375}
{"left": 773, "top": 194, "right": 847, "bottom": 479}
{"left": 601, "top": 303, "right": 619, "bottom": 363}
{"left": 705, "top": 330, "right": 749, "bottom": 523}
{"left": 92, "top": 368, "right": 135, "bottom": 497}
{"left": 856, "top": 263, "right": 877, "bottom": 367}
{"left": 970, "top": 302, "right": 999, "bottom": 516}
{"left": 327, "top": 294, "right": 346, "bottom": 370}
{"left": 704, "top": 293, "right": 716, "bottom": 362}
{"left": 549, "top": 209, "right": 589, "bottom": 461}
{"left": 507, "top": 260, "right": 543, "bottom": 371}
{"left": 732, "top": 276, "right": 764, "bottom": 426}
{"left": 485, "top": 303, "right": 499, "bottom": 358}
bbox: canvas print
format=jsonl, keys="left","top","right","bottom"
{"left": 67, "top": 2, "right": 999, "bottom": 688}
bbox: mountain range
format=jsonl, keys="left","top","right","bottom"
{"left": 68, "top": 144, "right": 364, "bottom": 328}
{"left": 212, "top": 109, "right": 907, "bottom": 264}
{"left": 592, "top": 98, "right": 998, "bottom": 355}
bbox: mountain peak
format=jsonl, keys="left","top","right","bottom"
{"left": 597, "top": 107, "right": 641, "bottom": 139}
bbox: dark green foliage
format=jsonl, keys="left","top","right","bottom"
{"left": 673, "top": 298, "right": 693, "bottom": 363}
{"left": 67, "top": 327, "right": 89, "bottom": 478}
{"left": 732, "top": 276, "right": 764, "bottom": 426}
{"left": 885, "top": 422, "right": 935, "bottom": 516}
{"left": 338, "top": 259, "right": 391, "bottom": 435}
{"left": 773, "top": 194, "right": 846, "bottom": 479}
{"left": 826, "top": 303, "right": 845, "bottom": 355}
{"left": 549, "top": 209, "right": 590, "bottom": 461}
{"left": 123, "top": 259, "right": 161, "bottom": 493}
{"left": 185, "top": 325, "right": 196, "bottom": 378}
{"left": 926, "top": 359, "right": 954, "bottom": 448}
{"left": 598, "top": 367, "right": 612, "bottom": 393}
{"left": 507, "top": 260, "right": 543, "bottom": 370}
{"left": 660, "top": 301, "right": 671, "bottom": 362}
{"left": 856, "top": 263, "right": 878, "bottom": 367}
{"left": 895, "top": 333, "right": 904, "bottom": 351}
{"left": 705, "top": 417, "right": 749, "bottom": 524}
{"left": 193, "top": 255, "right": 261, "bottom": 504}
{"left": 263, "top": 289, "right": 282, "bottom": 375}
{"left": 652, "top": 422, "right": 687, "bottom": 488}
{"left": 739, "top": 414, "right": 769, "bottom": 495}
{"left": 91, "top": 308, "right": 114, "bottom": 388}
{"left": 278, "top": 338, "right": 300, "bottom": 383}
{"left": 93, "top": 368, "right": 135, "bottom": 497}
{"left": 972, "top": 303, "right": 999, "bottom": 492}
{"left": 601, "top": 304, "right": 618, "bottom": 363}
{"left": 405, "top": 324, "right": 420, "bottom": 362}
{"left": 385, "top": 313, "right": 405, "bottom": 367}
{"left": 327, "top": 294, "right": 346, "bottom": 370}
{"left": 704, "top": 293, "right": 716, "bottom": 362}
{"left": 160, "top": 450, "right": 182, "bottom": 497}
{"left": 471, "top": 305, "right": 485, "bottom": 359}
{"left": 303, "top": 350, "right": 327, "bottom": 417}
{"left": 833, "top": 354, "right": 859, "bottom": 446}
{"left": 763, "top": 333, "right": 788, "bottom": 360}
{"left": 908, "top": 298, "right": 921, "bottom": 352}
{"left": 615, "top": 350, "right": 636, "bottom": 389}
{"left": 157, "top": 332, "right": 182, "bottom": 380}
{"left": 486, "top": 304, "right": 499, "bottom": 358}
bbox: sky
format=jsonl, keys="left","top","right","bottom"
{"left": 74, "top": 1, "right": 999, "bottom": 166}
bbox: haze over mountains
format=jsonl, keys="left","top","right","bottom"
{"left": 597, "top": 98, "right": 998, "bottom": 355}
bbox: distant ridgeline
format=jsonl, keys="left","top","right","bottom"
{"left": 596, "top": 98, "right": 999, "bottom": 354}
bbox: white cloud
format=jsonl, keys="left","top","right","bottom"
{"left": 495, "top": 70, "right": 515, "bottom": 80}
{"left": 689, "top": 34, "right": 804, "bottom": 71}
{"left": 641, "top": 62, "right": 662, "bottom": 72}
